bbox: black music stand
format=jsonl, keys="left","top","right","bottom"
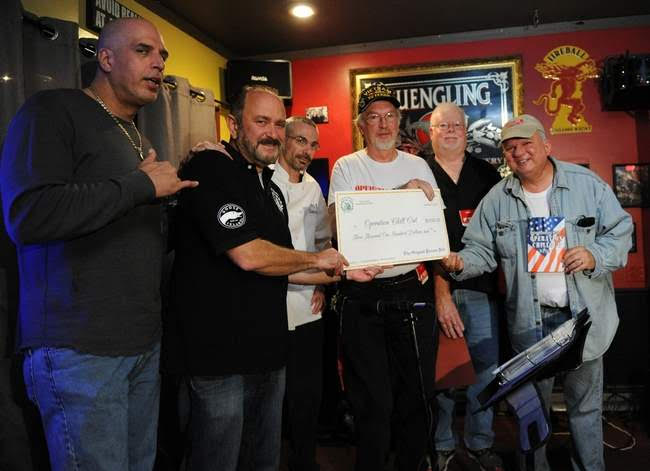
{"left": 477, "top": 310, "right": 591, "bottom": 455}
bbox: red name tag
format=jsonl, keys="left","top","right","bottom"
{"left": 416, "top": 263, "right": 428, "bottom": 284}
{"left": 459, "top": 209, "right": 475, "bottom": 227}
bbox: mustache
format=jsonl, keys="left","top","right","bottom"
{"left": 257, "top": 137, "right": 281, "bottom": 147}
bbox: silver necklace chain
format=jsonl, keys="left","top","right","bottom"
{"left": 88, "top": 89, "right": 143, "bottom": 160}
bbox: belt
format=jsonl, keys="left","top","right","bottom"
{"left": 540, "top": 304, "right": 570, "bottom": 311}
{"left": 368, "top": 270, "right": 418, "bottom": 287}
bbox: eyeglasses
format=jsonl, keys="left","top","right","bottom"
{"left": 364, "top": 111, "right": 399, "bottom": 125}
{"left": 431, "top": 121, "right": 465, "bottom": 132}
{"left": 286, "top": 135, "right": 320, "bottom": 151}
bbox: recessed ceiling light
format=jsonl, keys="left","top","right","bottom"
{"left": 290, "top": 3, "right": 315, "bottom": 19}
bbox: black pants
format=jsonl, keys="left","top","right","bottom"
{"left": 285, "top": 319, "right": 324, "bottom": 471}
{"left": 339, "top": 274, "right": 437, "bottom": 471}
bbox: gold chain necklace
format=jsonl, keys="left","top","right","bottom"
{"left": 88, "top": 89, "right": 144, "bottom": 160}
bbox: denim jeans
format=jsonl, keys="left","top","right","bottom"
{"left": 185, "top": 367, "right": 286, "bottom": 471}
{"left": 22, "top": 343, "right": 161, "bottom": 471}
{"left": 435, "top": 289, "right": 499, "bottom": 451}
{"left": 517, "top": 306, "right": 605, "bottom": 471}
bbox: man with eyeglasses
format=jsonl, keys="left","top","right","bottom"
{"left": 441, "top": 114, "right": 632, "bottom": 471}
{"left": 328, "top": 83, "right": 439, "bottom": 471}
{"left": 427, "top": 103, "right": 504, "bottom": 471}
{"left": 270, "top": 116, "right": 333, "bottom": 471}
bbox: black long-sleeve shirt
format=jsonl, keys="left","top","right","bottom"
{"left": 0, "top": 89, "right": 162, "bottom": 355}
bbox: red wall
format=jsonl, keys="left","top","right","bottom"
{"left": 289, "top": 26, "right": 650, "bottom": 288}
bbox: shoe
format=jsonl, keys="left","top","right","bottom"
{"left": 436, "top": 449, "right": 456, "bottom": 471}
{"left": 465, "top": 448, "right": 504, "bottom": 471}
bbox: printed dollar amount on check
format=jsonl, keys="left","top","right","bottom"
{"left": 335, "top": 189, "right": 450, "bottom": 269}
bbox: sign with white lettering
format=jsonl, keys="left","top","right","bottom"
{"left": 351, "top": 57, "right": 523, "bottom": 167}
{"left": 335, "top": 189, "right": 450, "bottom": 269}
{"left": 86, "top": 0, "right": 140, "bottom": 33}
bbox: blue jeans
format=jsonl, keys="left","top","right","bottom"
{"left": 518, "top": 307, "right": 605, "bottom": 471}
{"left": 435, "top": 289, "right": 499, "bottom": 451}
{"left": 22, "top": 343, "right": 161, "bottom": 471}
{"left": 185, "top": 368, "right": 286, "bottom": 471}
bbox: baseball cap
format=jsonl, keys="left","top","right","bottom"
{"left": 358, "top": 83, "right": 401, "bottom": 114}
{"left": 500, "top": 114, "right": 546, "bottom": 142}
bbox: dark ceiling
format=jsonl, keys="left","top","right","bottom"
{"left": 140, "top": 1, "right": 650, "bottom": 58}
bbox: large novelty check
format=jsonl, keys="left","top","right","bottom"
{"left": 335, "top": 189, "right": 450, "bottom": 269}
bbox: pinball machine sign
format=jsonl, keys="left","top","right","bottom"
{"left": 350, "top": 57, "right": 523, "bottom": 167}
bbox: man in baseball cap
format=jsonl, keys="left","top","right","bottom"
{"left": 500, "top": 113, "right": 546, "bottom": 141}
{"left": 357, "top": 82, "right": 401, "bottom": 114}
{"left": 441, "top": 113, "right": 632, "bottom": 470}
{"left": 327, "top": 82, "right": 441, "bottom": 470}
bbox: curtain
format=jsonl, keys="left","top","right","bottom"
{"left": 189, "top": 86, "right": 218, "bottom": 150}
{"left": 138, "top": 82, "right": 176, "bottom": 164}
{"left": 0, "top": 0, "right": 24, "bottom": 142}
{"left": 79, "top": 37, "right": 98, "bottom": 89}
{"left": 139, "top": 75, "right": 218, "bottom": 168}
{"left": 22, "top": 15, "right": 81, "bottom": 97}
{"left": 0, "top": 3, "right": 82, "bottom": 469}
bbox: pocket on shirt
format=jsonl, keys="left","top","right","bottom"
{"left": 495, "top": 220, "right": 518, "bottom": 259}
{"left": 567, "top": 217, "right": 597, "bottom": 246}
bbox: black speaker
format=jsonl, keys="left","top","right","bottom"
{"left": 226, "top": 60, "right": 292, "bottom": 103}
{"left": 600, "top": 53, "right": 650, "bottom": 111}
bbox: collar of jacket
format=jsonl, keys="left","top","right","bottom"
{"left": 224, "top": 140, "right": 275, "bottom": 188}
{"left": 502, "top": 156, "right": 571, "bottom": 198}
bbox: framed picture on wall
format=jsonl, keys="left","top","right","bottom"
{"left": 350, "top": 56, "right": 523, "bottom": 167}
{"left": 629, "top": 222, "right": 637, "bottom": 253}
{"left": 613, "top": 163, "right": 650, "bottom": 207}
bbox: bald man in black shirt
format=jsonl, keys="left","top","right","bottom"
{"left": 1, "top": 18, "right": 197, "bottom": 470}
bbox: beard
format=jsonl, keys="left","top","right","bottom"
{"left": 289, "top": 152, "right": 311, "bottom": 172}
{"left": 239, "top": 132, "right": 282, "bottom": 167}
{"left": 370, "top": 135, "right": 397, "bottom": 151}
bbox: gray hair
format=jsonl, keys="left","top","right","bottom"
{"left": 286, "top": 116, "right": 318, "bottom": 135}
{"left": 429, "top": 102, "right": 467, "bottom": 125}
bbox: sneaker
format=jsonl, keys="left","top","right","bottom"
{"left": 436, "top": 449, "right": 456, "bottom": 471}
{"left": 465, "top": 448, "right": 504, "bottom": 471}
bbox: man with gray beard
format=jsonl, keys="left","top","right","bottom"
{"left": 328, "top": 83, "right": 439, "bottom": 471}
